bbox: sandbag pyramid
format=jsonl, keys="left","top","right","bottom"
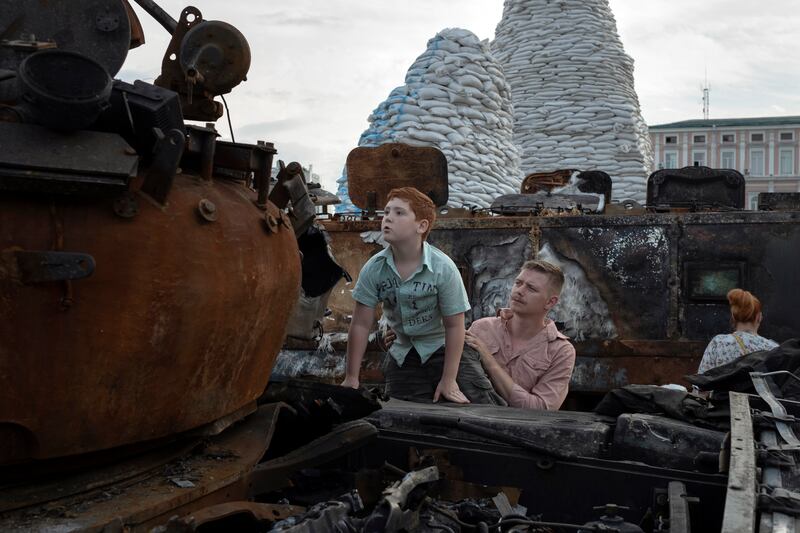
{"left": 336, "top": 28, "right": 522, "bottom": 210}
{"left": 491, "top": 0, "right": 653, "bottom": 202}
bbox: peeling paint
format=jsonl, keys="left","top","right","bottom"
{"left": 466, "top": 234, "right": 532, "bottom": 321}
{"left": 576, "top": 225, "right": 667, "bottom": 286}
{"left": 570, "top": 358, "right": 629, "bottom": 390}
{"left": 539, "top": 242, "right": 617, "bottom": 340}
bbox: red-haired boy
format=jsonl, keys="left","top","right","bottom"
{"left": 340, "top": 187, "right": 501, "bottom": 404}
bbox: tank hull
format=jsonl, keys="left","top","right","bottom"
{"left": 0, "top": 174, "right": 300, "bottom": 463}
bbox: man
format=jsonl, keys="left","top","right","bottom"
{"left": 340, "top": 187, "right": 501, "bottom": 404}
{"left": 465, "top": 260, "right": 575, "bottom": 410}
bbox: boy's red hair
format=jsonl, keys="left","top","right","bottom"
{"left": 386, "top": 187, "right": 437, "bottom": 241}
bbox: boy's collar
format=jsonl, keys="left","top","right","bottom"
{"left": 379, "top": 241, "right": 433, "bottom": 276}
{"left": 421, "top": 241, "right": 433, "bottom": 271}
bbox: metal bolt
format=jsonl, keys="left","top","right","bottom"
{"left": 113, "top": 193, "right": 139, "bottom": 219}
{"left": 264, "top": 214, "right": 278, "bottom": 233}
{"left": 197, "top": 199, "right": 217, "bottom": 222}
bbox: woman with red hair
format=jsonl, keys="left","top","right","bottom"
{"left": 697, "top": 289, "right": 778, "bottom": 373}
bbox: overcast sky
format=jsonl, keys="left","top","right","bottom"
{"left": 121, "top": 1, "right": 800, "bottom": 192}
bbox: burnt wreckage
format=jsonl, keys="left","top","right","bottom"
{"left": 2, "top": 1, "right": 800, "bottom": 532}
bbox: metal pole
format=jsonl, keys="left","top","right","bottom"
{"left": 131, "top": 0, "right": 178, "bottom": 34}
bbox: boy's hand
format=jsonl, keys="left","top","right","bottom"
{"left": 340, "top": 375, "right": 360, "bottom": 389}
{"left": 434, "top": 378, "right": 470, "bottom": 404}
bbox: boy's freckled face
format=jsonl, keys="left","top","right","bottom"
{"left": 382, "top": 198, "right": 425, "bottom": 244}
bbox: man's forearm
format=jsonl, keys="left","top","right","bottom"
{"left": 481, "top": 353, "right": 516, "bottom": 401}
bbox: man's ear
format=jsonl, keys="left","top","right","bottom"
{"left": 417, "top": 218, "right": 430, "bottom": 235}
{"left": 545, "top": 294, "right": 559, "bottom": 311}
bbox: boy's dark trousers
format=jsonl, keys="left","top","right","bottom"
{"left": 383, "top": 345, "right": 507, "bottom": 405}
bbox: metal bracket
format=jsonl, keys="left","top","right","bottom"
{"left": 750, "top": 372, "right": 800, "bottom": 447}
{"left": 667, "top": 481, "right": 697, "bottom": 533}
{"left": 140, "top": 127, "right": 186, "bottom": 205}
{"left": 3, "top": 250, "right": 95, "bottom": 284}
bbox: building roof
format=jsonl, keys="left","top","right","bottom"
{"left": 649, "top": 116, "right": 800, "bottom": 130}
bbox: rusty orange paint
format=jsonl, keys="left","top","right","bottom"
{"left": 0, "top": 174, "right": 300, "bottom": 463}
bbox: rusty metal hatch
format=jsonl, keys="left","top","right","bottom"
{"left": 346, "top": 143, "right": 448, "bottom": 210}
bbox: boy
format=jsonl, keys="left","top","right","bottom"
{"left": 340, "top": 187, "right": 498, "bottom": 404}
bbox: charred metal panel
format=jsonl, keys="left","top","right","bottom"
{"left": 759, "top": 192, "right": 800, "bottom": 211}
{"left": 539, "top": 242, "right": 618, "bottom": 340}
{"left": 428, "top": 228, "right": 533, "bottom": 322}
{"left": 366, "top": 401, "right": 613, "bottom": 459}
{"left": 677, "top": 211, "right": 800, "bottom": 341}
{"left": 536, "top": 214, "right": 672, "bottom": 340}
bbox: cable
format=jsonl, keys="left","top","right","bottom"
{"left": 220, "top": 94, "right": 235, "bottom": 143}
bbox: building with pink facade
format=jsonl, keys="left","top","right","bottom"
{"left": 649, "top": 116, "right": 800, "bottom": 209}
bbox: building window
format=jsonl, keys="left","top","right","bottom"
{"left": 748, "top": 193, "right": 759, "bottom": 211}
{"left": 664, "top": 152, "right": 678, "bottom": 169}
{"left": 693, "top": 134, "right": 706, "bottom": 144}
{"left": 780, "top": 149, "right": 794, "bottom": 175}
{"left": 750, "top": 149, "right": 764, "bottom": 176}
{"left": 722, "top": 133, "right": 735, "bottom": 143}
{"left": 721, "top": 150, "right": 735, "bottom": 169}
{"left": 780, "top": 132, "right": 795, "bottom": 141}
{"left": 692, "top": 151, "right": 706, "bottom": 166}
{"left": 665, "top": 135, "right": 678, "bottom": 144}
{"left": 751, "top": 132, "right": 764, "bottom": 142}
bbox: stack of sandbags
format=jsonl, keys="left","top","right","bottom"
{"left": 491, "top": 0, "right": 653, "bottom": 203}
{"left": 336, "top": 28, "right": 522, "bottom": 210}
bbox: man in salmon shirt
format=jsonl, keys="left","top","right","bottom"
{"left": 465, "top": 260, "right": 576, "bottom": 410}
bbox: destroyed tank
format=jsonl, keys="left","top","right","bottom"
{"left": 0, "top": 0, "right": 326, "bottom": 466}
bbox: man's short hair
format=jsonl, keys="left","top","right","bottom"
{"left": 386, "top": 187, "right": 436, "bottom": 241}
{"left": 521, "top": 260, "right": 564, "bottom": 295}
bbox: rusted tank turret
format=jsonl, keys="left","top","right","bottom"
{"left": 0, "top": 1, "right": 316, "bottom": 465}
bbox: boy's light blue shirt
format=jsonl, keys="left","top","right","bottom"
{"left": 352, "top": 241, "right": 470, "bottom": 366}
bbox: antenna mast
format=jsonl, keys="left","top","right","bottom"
{"left": 702, "top": 69, "right": 710, "bottom": 120}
